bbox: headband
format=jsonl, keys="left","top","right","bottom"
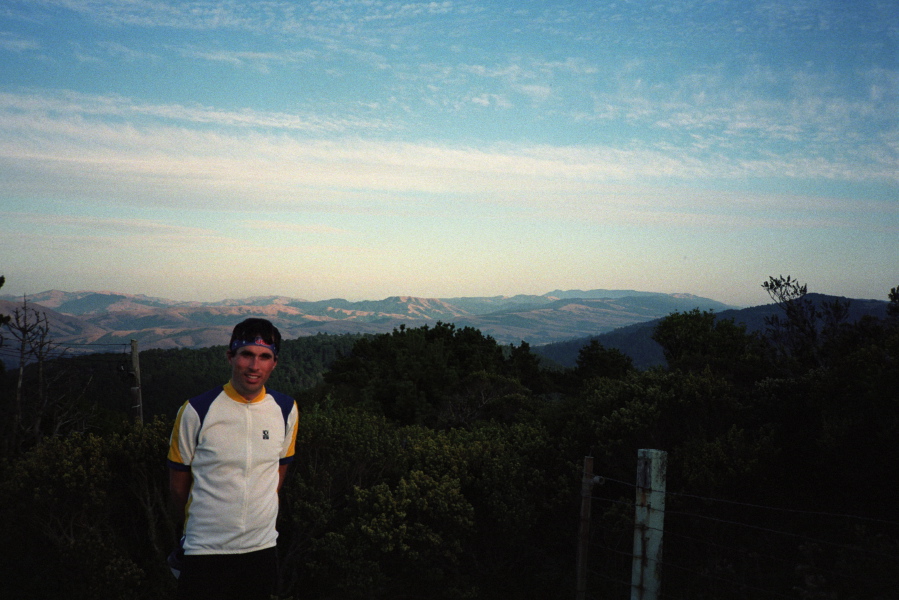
{"left": 230, "top": 336, "right": 278, "bottom": 357}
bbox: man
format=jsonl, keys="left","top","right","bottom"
{"left": 167, "top": 318, "right": 299, "bottom": 600}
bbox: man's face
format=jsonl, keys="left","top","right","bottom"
{"left": 227, "top": 344, "right": 277, "bottom": 401}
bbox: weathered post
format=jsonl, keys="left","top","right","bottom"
{"left": 576, "top": 456, "right": 594, "bottom": 600}
{"left": 130, "top": 339, "right": 143, "bottom": 424}
{"left": 631, "top": 449, "right": 667, "bottom": 600}
{"left": 576, "top": 456, "right": 604, "bottom": 600}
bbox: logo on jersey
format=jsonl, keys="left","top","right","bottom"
{"left": 262, "top": 430, "right": 270, "bottom": 440}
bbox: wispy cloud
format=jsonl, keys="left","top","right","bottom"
{"left": 0, "top": 90, "right": 391, "bottom": 133}
{"left": 174, "top": 46, "right": 316, "bottom": 71}
{"left": 22, "top": 0, "right": 476, "bottom": 37}
{"left": 0, "top": 87, "right": 895, "bottom": 221}
{"left": 7, "top": 212, "right": 219, "bottom": 238}
{"left": 1, "top": 0, "right": 894, "bottom": 308}
{"left": 245, "top": 220, "right": 349, "bottom": 235}
{"left": 0, "top": 30, "right": 39, "bottom": 52}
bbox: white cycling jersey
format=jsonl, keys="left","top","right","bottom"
{"left": 168, "top": 382, "right": 299, "bottom": 555}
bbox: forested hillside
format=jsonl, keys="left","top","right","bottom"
{"left": 536, "top": 292, "right": 892, "bottom": 369}
{"left": 1, "top": 278, "right": 897, "bottom": 599}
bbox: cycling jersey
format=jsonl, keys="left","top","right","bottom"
{"left": 168, "top": 382, "right": 299, "bottom": 555}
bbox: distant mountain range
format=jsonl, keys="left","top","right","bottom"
{"left": 0, "top": 288, "right": 735, "bottom": 351}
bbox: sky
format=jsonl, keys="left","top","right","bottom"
{"left": 0, "top": 0, "right": 896, "bottom": 308}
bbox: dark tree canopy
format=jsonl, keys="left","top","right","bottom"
{"left": 322, "top": 322, "right": 527, "bottom": 427}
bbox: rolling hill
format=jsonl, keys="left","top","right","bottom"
{"left": 0, "top": 288, "right": 734, "bottom": 352}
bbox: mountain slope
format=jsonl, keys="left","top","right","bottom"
{"left": 533, "top": 293, "right": 892, "bottom": 369}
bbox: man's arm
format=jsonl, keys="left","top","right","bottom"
{"left": 169, "top": 467, "right": 193, "bottom": 526}
{"left": 278, "top": 463, "right": 289, "bottom": 493}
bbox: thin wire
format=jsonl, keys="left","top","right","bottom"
{"left": 597, "top": 475, "right": 899, "bottom": 526}
{"left": 661, "top": 525, "right": 890, "bottom": 589}
{"left": 615, "top": 512, "right": 899, "bottom": 564}
{"left": 588, "top": 529, "right": 798, "bottom": 599}
{"left": 589, "top": 525, "right": 799, "bottom": 599}
{"left": 587, "top": 567, "right": 631, "bottom": 589}
{"left": 667, "top": 490, "right": 899, "bottom": 526}
{"left": 62, "top": 343, "right": 130, "bottom": 347}
{"left": 664, "top": 509, "right": 899, "bottom": 560}
{"left": 589, "top": 529, "right": 879, "bottom": 599}
{"left": 659, "top": 559, "right": 797, "bottom": 600}
{"left": 586, "top": 485, "right": 899, "bottom": 599}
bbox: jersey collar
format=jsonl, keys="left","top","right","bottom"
{"left": 223, "top": 381, "right": 267, "bottom": 404}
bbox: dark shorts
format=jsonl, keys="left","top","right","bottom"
{"left": 175, "top": 546, "right": 278, "bottom": 600}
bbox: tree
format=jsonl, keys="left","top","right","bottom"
{"left": 651, "top": 308, "right": 766, "bottom": 384}
{"left": 1, "top": 297, "right": 96, "bottom": 455}
{"left": 761, "top": 275, "right": 849, "bottom": 370}
{"left": 4, "top": 297, "right": 55, "bottom": 452}
{"left": 888, "top": 285, "right": 899, "bottom": 320}
{"left": 574, "top": 339, "right": 633, "bottom": 383}
{"left": 0, "top": 275, "right": 10, "bottom": 328}
{"left": 507, "top": 340, "right": 551, "bottom": 394}
{"left": 322, "top": 322, "right": 521, "bottom": 427}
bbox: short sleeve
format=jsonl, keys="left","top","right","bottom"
{"left": 280, "top": 401, "right": 299, "bottom": 465}
{"left": 167, "top": 400, "right": 200, "bottom": 470}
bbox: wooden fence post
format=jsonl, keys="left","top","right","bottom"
{"left": 576, "top": 456, "right": 604, "bottom": 600}
{"left": 130, "top": 339, "right": 143, "bottom": 424}
{"left": 631, "top": 449, "right": 667, "bottom": 600}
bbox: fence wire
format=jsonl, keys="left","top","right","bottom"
{"left": 583, "top": 472, "right": 899, "bottom": 600}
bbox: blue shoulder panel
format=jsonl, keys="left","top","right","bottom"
{"left": 269, "top": 390, "right": 296, "bottom": 425}
{"left": 189, "top": 386, "right": 224, "bottom": 427}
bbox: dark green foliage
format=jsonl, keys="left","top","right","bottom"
{"left": 651, "top": 308, "right": 769, "bottom": 383}
{"left": 1, "top": 281, "right": 898, "bottom": 599}
{"left": 267, "top": 333, "right": 363, "bottom": 402}
{"left": 278, "top": 406, "right": 574, "bottom": 599}
{"left": 322, "top": 322, "right": 524, "bottom": 427}
{"left": 0, "top": 418, "right": 175, "bottom": 600}
{"left": 574, "top": 339, "right": 634, "bottom": 382}
{"left": 137, "top": 345, "right": 230, "bottom": 417}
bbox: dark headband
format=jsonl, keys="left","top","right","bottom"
{"left": 230, "top": 336, "right": 278, "bottom": 357}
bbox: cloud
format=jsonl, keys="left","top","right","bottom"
{"left": 0, "top": 90, "right": 390, "bottom": 133}
{"left": 0, "top": 88, "right": 895, "bottom": 231}
{"left": 244, "top": 220, "right": 349, "bottom": 235}
{"left": 22, "top": 0, "right": 477, "bottom": 37}
{"left": 173, "top": 46, "right": 316, "bottom": 71}
{"left": 0, "top": 30, "right": 39, "bottom": 52}
{"left": 7, "top": 212, "right": 220, "bottom": 239}
{"left": 470, "top": 93, "right": 510, "bottom": 108}
{"left": 27, "top": 0, "right": 253, "bottom": 30}
{"left": 96, "top": 41, "right": 160, "bottom": 62}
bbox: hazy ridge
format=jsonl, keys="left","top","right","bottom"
{"left": 0, "top": 288, "right": 734, "bottom": 350}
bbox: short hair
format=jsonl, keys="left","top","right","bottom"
{"left": 228, "top": 318, "right": 282, "bottom": 357}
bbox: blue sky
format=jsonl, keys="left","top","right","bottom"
{"left": 0, "top": 0, "right": 896, "bottom": 307}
